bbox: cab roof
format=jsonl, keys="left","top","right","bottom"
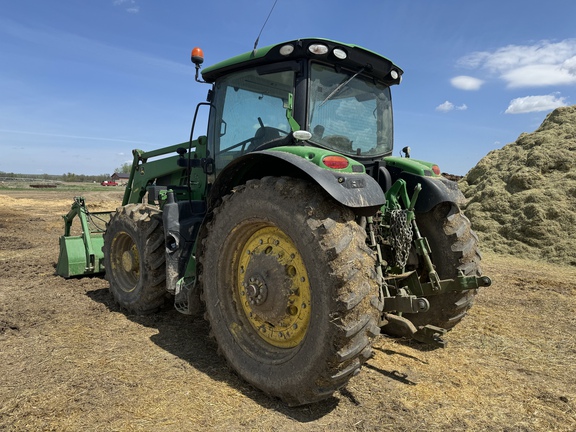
{"left": 201, "top": 38, "right": 403, "bottom": 86}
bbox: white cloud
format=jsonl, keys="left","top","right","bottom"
{"left": 451, "top": 75, "right": 484, "bottom": 90}
{"left": 563, "top": 56, "right": 576, "bottom": 75}
{"left": 436, "top": 101, "right": 468, "bottom": 112}
{"left": 436, "top": 101, "right": 454, "bottom": 112}
{"left": 114, "top": 0, "right": 139, "bottom": 13}
{"left": 458, "top": 39, "right": 576, "bottom": 88}
{"left": 502, "top": 64, "right": 576, "bottom": 88}
{"left": 505, "top": 94, "right": 568, "bottom": 114}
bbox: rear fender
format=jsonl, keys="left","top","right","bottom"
{"left": 207, "top": 149, "right": 386, "bottom": 216}
{"left": 400, "top": 172, "right": 464, "bottom": 212}
{"left": 185, "top": 149, "right": 385, "bottom": 301}
{"left": 383, "top": 158, "right": 464, "bottom": 212}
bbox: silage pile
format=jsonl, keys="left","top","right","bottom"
{"left": 460, "top": 105, "right": 576, "bottom": 266}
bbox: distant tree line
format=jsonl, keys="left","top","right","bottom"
{"left": 60, "top": 173, "right": 111, "bottom": 182}
{"left": 0, "top": 162, "right": 131, "bottom": 183}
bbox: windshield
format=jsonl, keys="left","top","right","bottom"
{"left": 308, "top": 63, "right": 393, "bottom": 156}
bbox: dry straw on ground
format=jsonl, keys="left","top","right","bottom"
{"left": 1, "top": 186, "right": 575, "bottom": 431}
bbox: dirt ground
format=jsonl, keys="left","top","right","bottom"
{"left": 1, "top": 188, "right": 575, "bottom": 431}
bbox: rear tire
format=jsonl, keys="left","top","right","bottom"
{"left": 103, "top": 204, "right": 167, "bottom": 314}
{"left": 200, "top": 177, "right": 380, "bottom": 406}
{"left": 405, "top": 202, "right": 481, "bottom": 330}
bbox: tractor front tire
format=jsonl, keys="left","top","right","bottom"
{"left": 103, "top": 204, "right": 167, "bottom": 314}
{"left": 200, "top": 177, "right": 381, "bottom": 406}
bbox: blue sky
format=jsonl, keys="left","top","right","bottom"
{"left": 1, "top": 0, "right": 576, "bottom": 176}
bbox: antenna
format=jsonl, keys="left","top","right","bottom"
{"left": 253, "top": 0, "right": 279, "bottom": 52}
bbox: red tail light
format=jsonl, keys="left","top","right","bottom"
{"left": 323, "top": 155, "right": 349, "bottom": 169}
{"left": 432, "top": 164, "right": 441, "bottom": 175}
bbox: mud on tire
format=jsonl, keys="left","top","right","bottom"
{"left": 103, "top": 204, "right": 167, "bottom": 315}
{"left": 404, "top": 202, "right": 482, "bottom": 330}
{"left": 200, "top": 177, "right": 381, "bottom": 406}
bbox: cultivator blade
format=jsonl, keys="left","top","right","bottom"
{"left": 56, "top": 234, "right": 105, "bottom": 278}
{"left": 56, "top": 197, "right": 111, "bottom": 278}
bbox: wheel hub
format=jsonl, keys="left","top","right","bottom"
{"left": 245, "top": 276, "right": 268, "bottom": 306}
{"left": 111, "top": 234, "right": 139, "bottom": 293}
{"left": 237, "top": 226, "right": 311, "bottom": 348}
{"left": 121, "top": 249, "right": 138, "bottom": 272}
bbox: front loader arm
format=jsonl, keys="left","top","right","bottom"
{"left": 122, "top": 144, "right": 188, "bottom": 206}
{"left": 122, "top": 136, "right": 209, "bottom": 206}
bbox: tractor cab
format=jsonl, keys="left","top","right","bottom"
{"left": 194, "top": 39, "right": 403, "bottom": 173}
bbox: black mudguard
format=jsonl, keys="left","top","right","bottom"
{"left": 208, "top": 150, "right": 386, "bottom": 216}
{"left": 388, "top": 168, "right": 464, "bottom": 212}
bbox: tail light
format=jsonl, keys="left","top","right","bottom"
{"left": 323, "top": 155, "right": 349, "bottom": 170}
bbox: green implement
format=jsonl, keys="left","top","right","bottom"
{"left": 56, "top": 196, "right": 111, "bottom": 278}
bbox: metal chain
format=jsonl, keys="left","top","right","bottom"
{"left": 388, "top": 209, "right": 413, "bottom": 268}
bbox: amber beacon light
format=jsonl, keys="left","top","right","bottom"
{"left": 191, "top": 47, "right": 204, "bottom": 65}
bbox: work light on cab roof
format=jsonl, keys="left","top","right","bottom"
{"left": 279, "top": 42, "right": 348, "bottom": 60}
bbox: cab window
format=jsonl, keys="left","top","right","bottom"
{"left": 209, "top": 68, "right": 295, "bottom": 171}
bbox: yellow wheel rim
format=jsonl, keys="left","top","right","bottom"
{"left": 236, "top": 226, "right": 311, "bottom": 348}
{"left": 111, "top": 232, "right": 140, "bottom": 293}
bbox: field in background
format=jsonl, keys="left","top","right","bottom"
{"left": 0, "top": 180, "right": 124, "bottom": 192}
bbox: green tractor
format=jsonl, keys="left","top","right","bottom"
{"left": 58, "top": 38, "right": 491, "bottom": 406}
